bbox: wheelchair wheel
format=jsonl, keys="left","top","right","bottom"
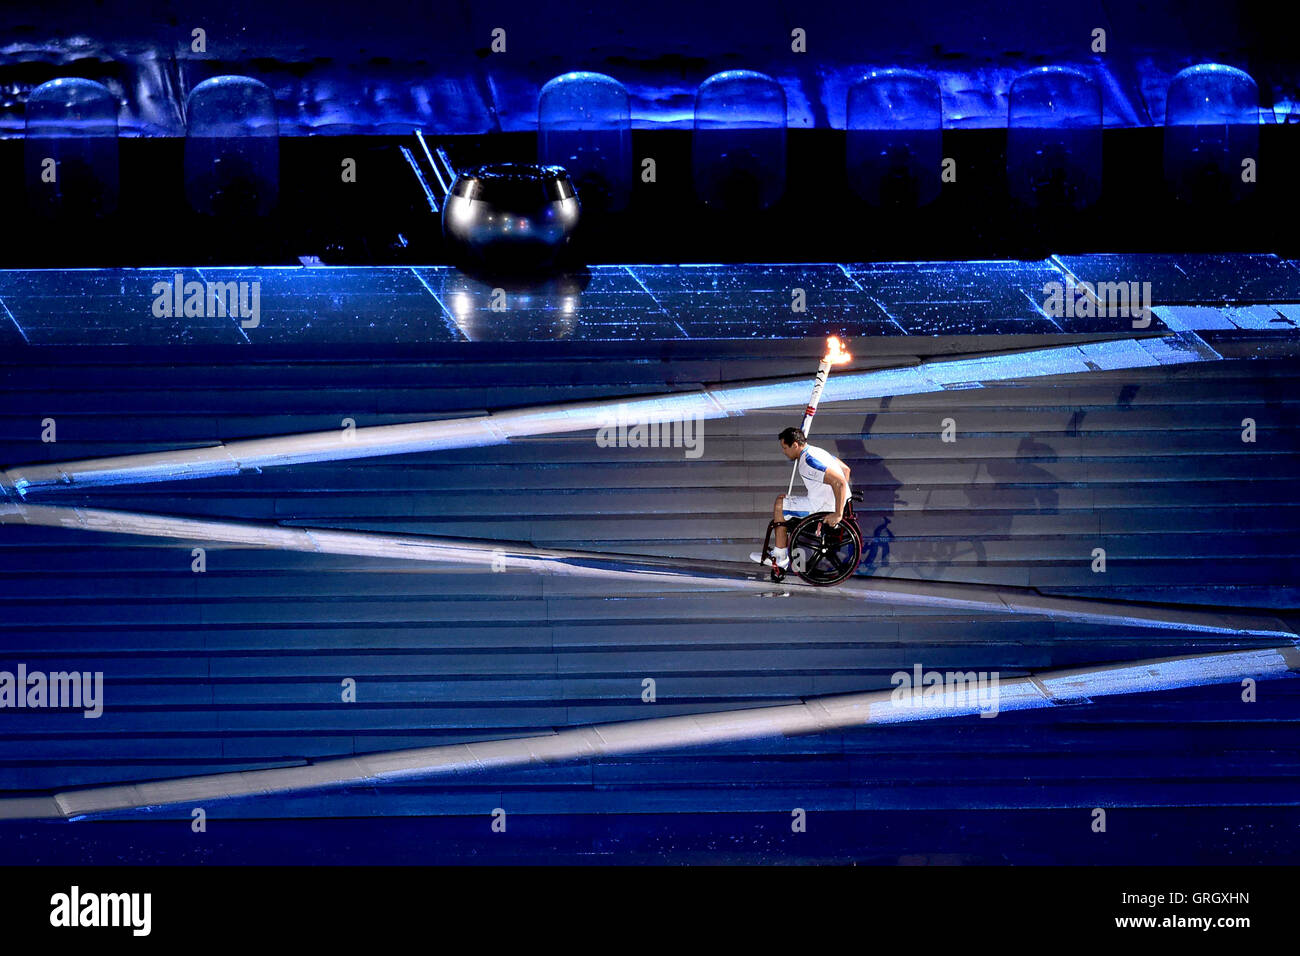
{"left": 788, "top": 512, "right": 863, "bottom": 586}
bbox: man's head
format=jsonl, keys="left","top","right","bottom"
{"left": 778, "top": 426, "right": 806, "bottom": 460}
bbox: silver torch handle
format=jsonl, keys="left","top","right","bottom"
{"left": 786, "top": 356, "right": 834, "bottom": 496}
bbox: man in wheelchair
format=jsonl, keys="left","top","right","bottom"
{"left": 750, "top": 426, "right": 855, "bottom": 576}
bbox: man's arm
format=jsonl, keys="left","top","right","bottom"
{"left": 824, "top": 463, "right": 849, "bottom": 526}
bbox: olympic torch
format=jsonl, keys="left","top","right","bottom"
{"left": 787, "top": 336, "right": 853, "bottom": 495}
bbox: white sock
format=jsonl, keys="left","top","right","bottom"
{"left": 774, "top": 546, "right": 789, "bottom": 563}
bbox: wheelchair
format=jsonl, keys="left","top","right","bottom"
{"left": 758, "top": 492, "right": 865, "bottom": 587}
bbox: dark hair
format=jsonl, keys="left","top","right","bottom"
{"left": 778, "top": 427, "right": 806, "bottom": 446}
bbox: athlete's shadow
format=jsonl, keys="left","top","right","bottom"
{"left": 966, "top": 436, "right": 1062, "bottom": 515}
{"left": 831, "top": 401, "right": 906, "bottom": 576}
{"left": 827, "top": 383, "right": 1142, "bottom": 582}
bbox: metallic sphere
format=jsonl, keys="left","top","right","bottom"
{"left": 442, "top": 163, "right": 580, "bottom": 271}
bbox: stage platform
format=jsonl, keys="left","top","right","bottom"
{"left": 0, "top": 254, "right": 1297, "bottom": 863}
{"left": 1, "top": 254, "right": 1300, "bottom": 346}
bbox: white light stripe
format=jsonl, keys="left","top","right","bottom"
{"left": 1, "top": 502, "right": 1292, "bottom": 638}
{"left": 1, "top": 644, "right": 1292, "bottom": 820}
{"left": 1, "top": 335, "right": 1214, "bottom": 497}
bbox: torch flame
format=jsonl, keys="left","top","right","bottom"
{"left": 824, "top": 336, "right": 852, "bottom": 365}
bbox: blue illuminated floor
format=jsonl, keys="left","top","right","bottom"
{"left": 2, "top": 255, "right": 1300, "bottom": 345}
